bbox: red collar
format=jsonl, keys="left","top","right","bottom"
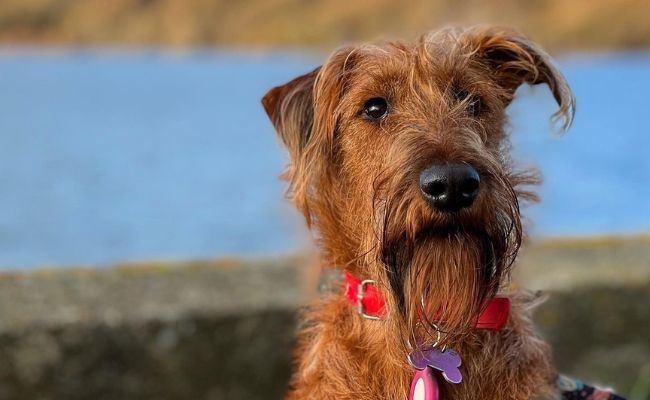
{"left": 344, "top": 271, "right": 510, "bottom": 329}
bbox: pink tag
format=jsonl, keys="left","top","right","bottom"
{"left": 409, "top": 367, "right": 439, "bottom": 400}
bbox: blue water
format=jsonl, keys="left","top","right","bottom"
{"left": 0, "top": 49, "right": 648, "bottom": 269}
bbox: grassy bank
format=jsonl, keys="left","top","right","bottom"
{"left": 0, "top": 0, "right": 649, "bottom": 52}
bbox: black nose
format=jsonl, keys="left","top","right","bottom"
{"left": 419, "top": 163, "right": 480, "bottom": 212}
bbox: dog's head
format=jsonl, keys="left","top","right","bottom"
{"left": 262, "top": 27, "right": 574, "bottom": 344}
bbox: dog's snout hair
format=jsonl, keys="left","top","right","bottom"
{"left": 263, "top": 26, "right": 576, "bottom": 400}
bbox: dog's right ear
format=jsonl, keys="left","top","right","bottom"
{"left": 262, "top": 48, "right": 356, "bottom": 225}
{"left": 262, "top": 68, "right": 319, "bottom": 163}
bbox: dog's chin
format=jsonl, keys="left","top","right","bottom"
{"left": 411, "top": 223, "right": 499, "bottom": 295}
{"left": 406, "top": 208, "right": 501, "bottom": 270}
{"left": 381, "top": 213, "right": 515, "bottom": 341}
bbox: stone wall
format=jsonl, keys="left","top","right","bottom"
{"left": 0, "top": 238, "right": 647, "bottom": 400}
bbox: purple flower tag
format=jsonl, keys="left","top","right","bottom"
{"left": 408, "top": 346, "right": 463, "bottom": 384}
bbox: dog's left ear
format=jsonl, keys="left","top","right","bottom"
{"left": 467, "top": 27, "right": 576, "bottom": 130}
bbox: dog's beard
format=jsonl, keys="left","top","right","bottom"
{"left": 377, "top": 177, "right": 522, "bottom": 347}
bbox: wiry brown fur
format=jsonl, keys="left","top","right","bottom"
{"left": 262, "top": 26, "right": 575, "bottom": 400}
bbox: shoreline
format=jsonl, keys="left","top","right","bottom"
{"left": 0, "top": 1, "right": 649, "bottom": 52}
{"left": 0, "top": 45, "right": 650, "bottom": 59}
{"left": 0, "top": 233, "right": 647, "bottom": 273}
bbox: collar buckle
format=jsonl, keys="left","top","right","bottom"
{"left": 357, "top": 279, "right": 381, "bottom": 320}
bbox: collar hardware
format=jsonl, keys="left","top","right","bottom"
{"left": 357, "top": 279, "right": 382, "bottom": 320}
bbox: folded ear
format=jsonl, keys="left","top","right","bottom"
{"left": 465, "top": 27, "right": 576, "bottom": 131}
{"left": 262, "top": 47, "right": 357, "bottom": 224}
{"left": 262, "top": 67, "right": 319, "bottom": 163}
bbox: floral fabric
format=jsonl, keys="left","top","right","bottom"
{"left": 558, "top": 375, "right": 626, "bottom": 400}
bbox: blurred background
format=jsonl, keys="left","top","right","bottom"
{"left": 0, "top": 0, "right": 648, "bottom": 399}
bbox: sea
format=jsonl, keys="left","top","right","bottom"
{"left": 0, "top": 49, "right": 648, "bottom": 269}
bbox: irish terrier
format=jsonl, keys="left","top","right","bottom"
{"left": 263, "top": 26, "right": 623, "bottom": 400}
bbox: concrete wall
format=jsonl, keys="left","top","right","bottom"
{"left": 0, "top": 238, "right": 648, "bottom": 400}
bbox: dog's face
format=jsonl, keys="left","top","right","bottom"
{"left": 263, "top": 27, "right": 574, "bottom": 344}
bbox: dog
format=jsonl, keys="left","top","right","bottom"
{"left": 262, "top": 26, "right": 622, "bottom": 400}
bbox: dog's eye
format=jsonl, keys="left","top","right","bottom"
{"left": 363, "top": 97, "right": 389, "bottom": 120}
{"left": 455, "top": 90, "right": 482, "bottom": 117}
